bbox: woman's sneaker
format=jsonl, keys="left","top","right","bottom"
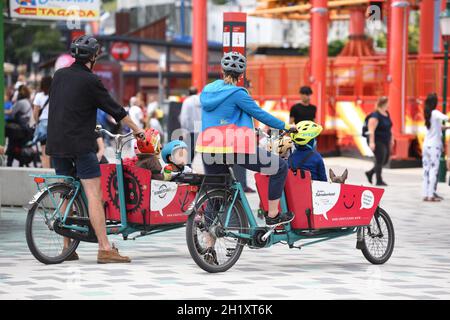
{"left": 265, "top": 212, "right": 295, "bottom": 227}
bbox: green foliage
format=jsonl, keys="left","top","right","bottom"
{"left": 376, "top": 32, "right": 387, "bottom": 49}
{"left": 375, "top": 13, "right": 419, "bottom": 53}
{"left": 102, "top": 0, "right": 117, "bottom": 12}
{"left": 408, "top": 14, "right": 419, "bottom": 54}
{"left": 211, "top": 0, "right": 229, "bottom": 4}
{"left": 298, "top": 46, "right": 309, "bottom": 56}
{"left": 328, "top": 39, "right": 346, "bottom": 56}
{"left": 5, "top": 24, "right": 65, "bottom": 64}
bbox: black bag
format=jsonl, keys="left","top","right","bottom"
{"left": 362, "top": 113, "right": 372, "bottom": 138}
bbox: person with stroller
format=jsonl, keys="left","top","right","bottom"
{"left": 4, "top": 84, "right": 33, "bottom": 167}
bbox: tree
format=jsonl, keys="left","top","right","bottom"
{"left": 4, "top": 23, "right": 65, "bottom": 65}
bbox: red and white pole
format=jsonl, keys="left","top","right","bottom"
{"left": 223, "top": 12, "right": 247, "bottom": 87}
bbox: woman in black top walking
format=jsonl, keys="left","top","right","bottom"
{"left": 365, "top": 97, "right": 394, "bottom": 186}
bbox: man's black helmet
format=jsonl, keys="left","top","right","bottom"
{"left": 70, "top": 35, "right": 100, "bottom": 61}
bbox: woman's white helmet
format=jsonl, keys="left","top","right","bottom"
{"left": 221, "top": 51, "right": 246, "bottom": 74}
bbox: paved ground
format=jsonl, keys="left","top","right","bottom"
{"left": 1, "top": 157, "right": 450, "bottom": 300}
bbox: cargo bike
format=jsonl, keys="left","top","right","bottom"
{"left": 25, "top": 127, "right": 197, "bottom": 264}
{"left": 183, "top": 130, "right": 395, "bottom": 273}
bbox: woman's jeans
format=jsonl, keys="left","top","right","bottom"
{"left": 202, "top": 147, "right": 288, "bottom": 200}
{"left": 368, "top": 142, "right": 390, "bottom": 183}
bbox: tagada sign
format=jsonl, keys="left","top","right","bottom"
{"left": 10, "top": 0, "right": 100, "bottom": 21}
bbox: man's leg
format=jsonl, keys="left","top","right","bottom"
{"left": 80, "top": 177, "right": 111, "bottom": 251}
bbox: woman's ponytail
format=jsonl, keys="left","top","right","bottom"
{"left": 424, "top": 93, "right": 438, "bottom": 129}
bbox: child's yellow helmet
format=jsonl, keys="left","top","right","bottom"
{"left": 290, "top": 121, "right": 323, "bottom": 146}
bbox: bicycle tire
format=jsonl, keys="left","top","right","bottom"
{"left": 361, "top": 207, "right": 395, "bottom": 265}
{"left": 186, "top": 189, "right": 249, "bottom": 273}
{"left": 25, "top": 183, "right": 87, "bottom": 265}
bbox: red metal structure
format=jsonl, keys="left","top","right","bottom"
{"left": 192, "top": 0, "right": 208, "bottom": 92}
{"left": 188, "top": 0, "right": 450, "bottom": 162}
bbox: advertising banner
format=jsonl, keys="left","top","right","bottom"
{"left": 10, "top": 0, "right": 100, "bottom": 21}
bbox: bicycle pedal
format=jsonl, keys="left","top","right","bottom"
{"left": 261, "top": 228, "right": 275, "bottom": 241}
{"left": 289, "top": 244, "right": 302, "bottom": 250}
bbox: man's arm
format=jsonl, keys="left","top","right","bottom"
{"left": 121, "top": 115, "right": 144, "bottom": 137}
{"left": 90, "top": 76, "right": 144, "bottom": 138}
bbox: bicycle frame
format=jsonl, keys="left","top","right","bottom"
{"left": 29, "top": 128, "right": 150, "bottom": 239}
{"left": 221, "top": 179, "right": 357, "bottom": 248}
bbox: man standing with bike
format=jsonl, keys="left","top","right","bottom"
{"left": 46, "top": 35, "right": 145, "bottom": 263}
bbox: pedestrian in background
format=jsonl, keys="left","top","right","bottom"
{"left": 31, "top": 76, "right": 52, "bottom": 168}
{"left": 179, "top": 86, "right": 202, "bottom": 163}
{"left": 128, "top": 96, "right": 144, "bottom": 129}
{"left": 422, "top": 93, "right": 449, "bottom": 202}
{"left": 4, "top": 88, "right": 13, "bottom": 122}
{"left": 4, "top": 84, "right": 33, "bottom": 166}
{"left": 365, "top": 96, "right": 393, "bottom": 186}
{"left": 289, "top": 86, "right": 317, "bottom": 124}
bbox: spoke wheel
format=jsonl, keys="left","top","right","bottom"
{"left": 186, "top": 189, "right": 248, "bottom": 273}
{"left": 361, "top": 207, "right": 395, "bottom": 264}
{"left": 25, "top": 183, "right": 87, "bottom": 264}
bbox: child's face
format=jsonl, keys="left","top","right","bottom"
{"left": 171, "top": 148, "right": 188, "bottom": 166}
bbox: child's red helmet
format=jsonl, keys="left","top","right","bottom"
{"left": 136, "top": 128, "right": 161, "bottom": 154}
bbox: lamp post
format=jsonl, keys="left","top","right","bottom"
{"left": 438, "top": 1, "right": 450, "bottom": 183}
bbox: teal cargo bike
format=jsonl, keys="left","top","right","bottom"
{"left": 182, "top": 129, "right": 395, "bottom": 273}
{"left": 25, "top": 126, "right": 197, "bottom": 264}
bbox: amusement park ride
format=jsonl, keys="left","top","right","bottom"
{"left": 191, "top": 0, "right": 450, "bottom": 167}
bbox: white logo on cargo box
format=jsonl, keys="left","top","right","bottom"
{"left": 150, "top": 180, "right": 178, "bottom": 216}
{"left": 311, "top": 181, "right": 341, "bottom": 220}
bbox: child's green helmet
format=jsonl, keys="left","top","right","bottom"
{"left": 290, "top": 121, "right": 323, "bottom": 146}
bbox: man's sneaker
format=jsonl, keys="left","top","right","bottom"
{"left": 265, "top": 212, "right": 295, "bottom": 227}
{"left": 204, "top": 247, "right": 219, "bottom": 265}
{"left": 97, "top": 244, "right": 131, "bottom": 264}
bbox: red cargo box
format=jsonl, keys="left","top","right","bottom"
{"left": 256, "top": 169, "right": 385, "bottom": 230}
{"left": 100, "top": 164, "right": 195, "bottom": 226}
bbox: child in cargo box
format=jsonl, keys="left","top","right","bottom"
{"left": 134, "top": 128, "right": 164, "bottom": 180}
{"left": 161, "top": 140, "right": 193, "bottom": 181}
{"left": 287, "top": 120, "right": 327, "bottom": 182}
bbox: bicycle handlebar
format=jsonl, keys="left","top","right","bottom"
{"left": 255, "top": 127, "right": 291, "bottom": 141}
{"left": 95, "top": 125, "right": 134, "bottom": 139}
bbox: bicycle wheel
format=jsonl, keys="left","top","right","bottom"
{"left": 361, "top": 207, "right": 395, "bottom": 264}
{"left": 186, "top": 189, "right": 249, "bottom": 273}
{"left": 25, "top": 183, "right": 87, "bottom": 264}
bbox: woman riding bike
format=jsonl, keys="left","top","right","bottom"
{"left": 196, "top": 51, "right": 297, "bottom": 262}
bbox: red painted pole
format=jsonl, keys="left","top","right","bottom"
{"left": 192, "top": 0, "right": 207, "bottom": 91}
{"left": 419, "top": 0, "right": 434, "bottom": 55}
{"left": 310, "top": 0, "right": 329, "bottom": 127}
{"left": 349, "top": 7, "right": 365, "bottom": 36}
{"left": 388, "top": 1, "right": 409, "bottom": 137}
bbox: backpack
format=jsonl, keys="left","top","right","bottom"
{"left": 362, "top": 112, "right": 374, "bottom": 138}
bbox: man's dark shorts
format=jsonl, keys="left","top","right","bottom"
{"left": 52, "top": 152, "right": 101, "bottom": 180}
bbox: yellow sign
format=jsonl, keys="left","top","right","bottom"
{"left": 10, "top": 0, "right": 100, "bottom": 21}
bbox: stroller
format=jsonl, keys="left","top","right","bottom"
{"left": 5, "top": 121, "right": 40, "bottom": 167}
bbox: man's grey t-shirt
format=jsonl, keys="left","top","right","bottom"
{"left": 11, "top": 98, "right": 32, "bottom": 126}
{"left": 179, "top": 94, "right": 202, "bottom": 133}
